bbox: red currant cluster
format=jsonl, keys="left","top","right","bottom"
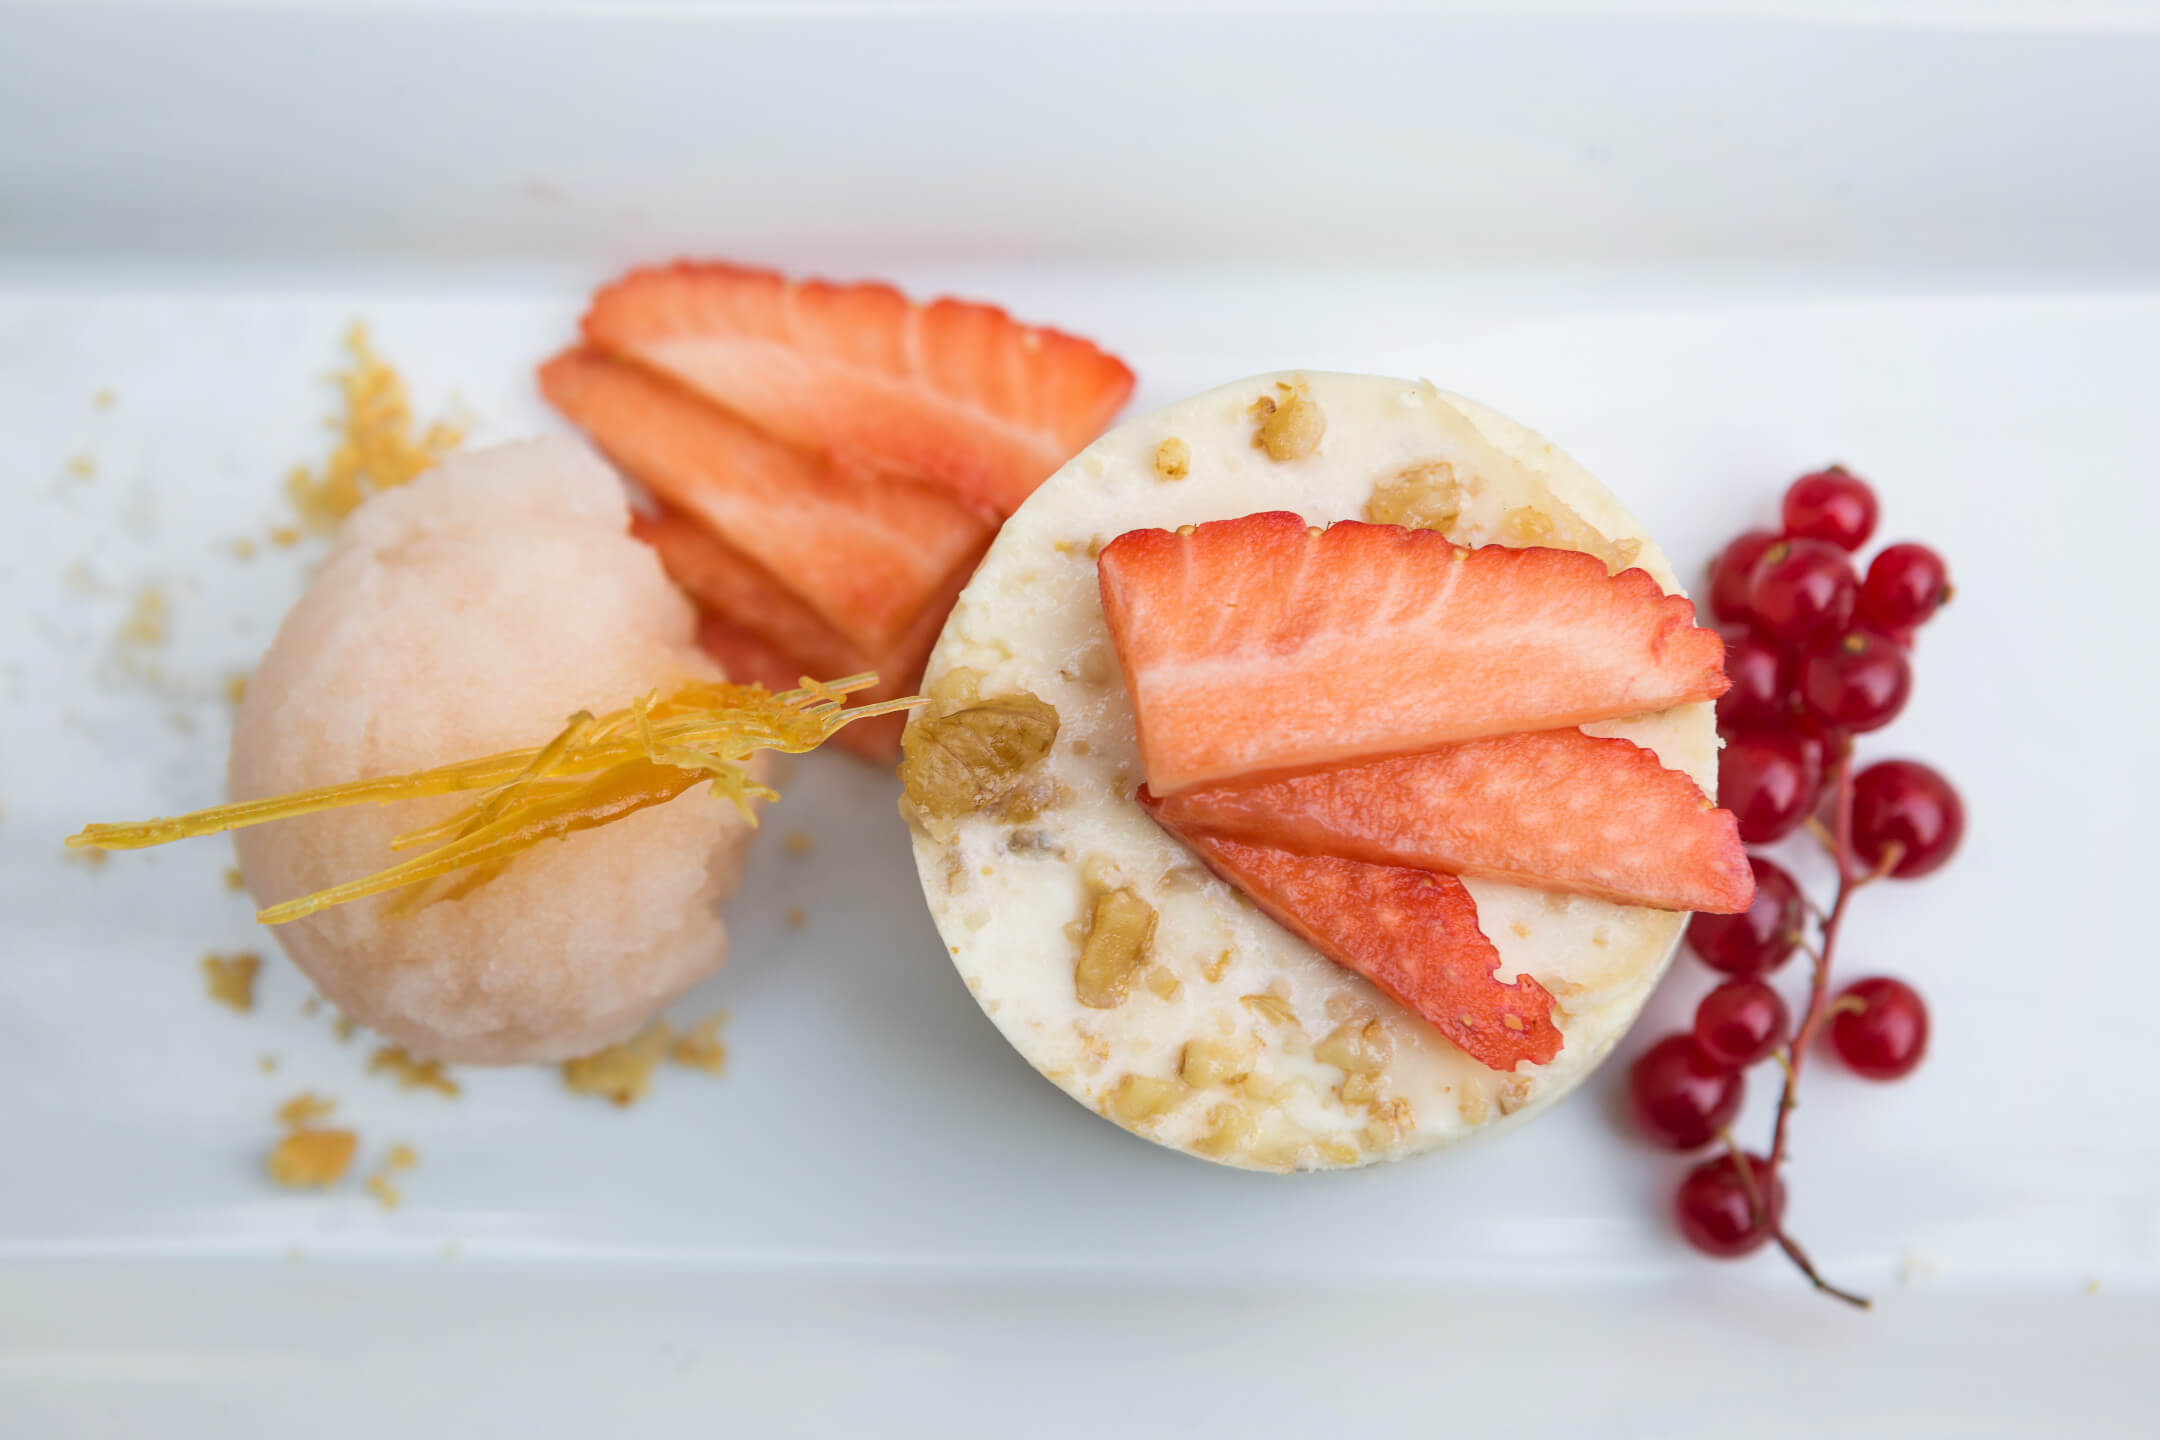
{"left": 1628, "top": 466, "right": 1964, "bottom": 1307}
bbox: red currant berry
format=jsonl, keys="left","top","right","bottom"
{"left": 1716, "top": 628, "right": 1796, "bottom": 731}
{"left": 1828, "top": 976, "right": 1929, "bottom": 1080}
{"left": 1708, "top": 530, "right": 1779, "bottom": 625}
{"left": 1747, "top": 538, "right": 1858, "bottom": 649}
{"left": 1860, "top": 542, "right": 1952, "bottom": 632}
{"left": 1718, "top": 730, "right": 1819, "bottom": 844}
{"left": 1787, "top": 713, "right": 1843, "bottom": 799}
{"left": 1781, "top": 466, "right": 1878, "bottom": 552}
{"left": 1628, "top": 1034, "right": 1744, "bottom": 1151}
{"left": 1675, "top": 1151, "right": 1784, "bottom": 1258}
{"left": 1693, "top": 979, "right": 1791, "bottom": 1068}
{"left": 1851, "top": 759, "right": 1964, "bottom": 879}
{"left": 1798, "top": 630, "right": 1912, "bottom": 733}
{"left": 1687, "top": 856, "right": 1803, "bottom": 976}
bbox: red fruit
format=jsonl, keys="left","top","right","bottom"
{"left": 692, "top": 615, "right": 905, "bottom": 764}
{"left": 1860, "top": 542, "right": 1953, "bottom": 632}
{"left": 581, "top": 261, "right": 1135, "bottom": 517}
{"left": 1098, "top": 513, "right": 1730, "bottom": 795}
{"left": 1143, "top": 729, "right": 1750, "bottom": 914}
{"left": 1628, "top": 1034, "right": 1743, "bottom": 1150}
{"left": 1781, "top": 466, "right": 1878, "bottom": 552}
{"left": 1747, "top": 538, "right": 1857, "bottom": 649}
{"left": 1693, "top": 980, "right": 1790, "bottom": 1067}
{"left": 1687, "top": 856, "right": 1804, "bottom": 976}
{"left": 635, "top": 509, "right": 945, "bottom": 767}
{"left": 1828, "top": 976, "right": 1929, "bottom": 1080}
{"left": 1709, "top": 530, "right": 1779, "bottom": 625}
{"left": 1798, "top": 630, "right": 1912, "bottom": 733}
{"left": 1790, "top": 717, "right": 1850, "bottom": 826}
{"left": 1143, "top": 807, "right": 1560, "bottom": 1071}
{"left": 1717, "top": 730, "right": 1819, "bottom": 844}
{"left": 541, "top": 346, "right": 992, "bottom": 654}
{"left": 1717, "top": 628, "right": 1796, "bottom": 730}
{"left": 1675, "top": 1152, "right": 1784, "bottom": 1258}
{"left": 634, "top": 507, "right": 867, "bottom": 680}
{"left": 1850, "top": 760, "right": 1964, "bottom": 879}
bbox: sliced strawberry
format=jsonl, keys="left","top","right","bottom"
{"left": 1145, "top": 729, "right": 1751, "bottom": 914}
{"left": 631, "top": 507, "right": 865, "bottom": 680}
{"left": 1144, "top": 803, "right": 1561, "bottom": 1071}
{"left": 693, "top": 615, "right": 908, "bottom": 766}
{"left": 541, "top": 346, "right": 991, "bottom": 656}
{"left": 634, "top": 509, "right": 935, "bottom": 767}
{"left": 581, "top": 261, "right": 1135, "bottom": 517}
{"left": 1099, "top": 512, "right": 1728, "bottom": 795}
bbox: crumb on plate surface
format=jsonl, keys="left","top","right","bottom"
{"left": 267, "top": 1128, "right": 358, "bottom": 1189}
{"left": 201, "top": 951, "right": 261, "bottom": 1013}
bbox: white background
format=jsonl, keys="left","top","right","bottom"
{"left": 3, "top": 2, "right": 2157, "bottom": 1435}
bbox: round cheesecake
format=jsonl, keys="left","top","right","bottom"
{"left": 903, "top": 372, "right": 1717, "bottom": 1171}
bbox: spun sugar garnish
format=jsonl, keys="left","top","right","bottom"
{"left": 68, "top": 674, "right": 918, "bottom": 924}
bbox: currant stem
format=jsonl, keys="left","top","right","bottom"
{"left": 1758, "top": 741, "right": 1873, "bottom": 1310}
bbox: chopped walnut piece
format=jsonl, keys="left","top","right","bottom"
{"left": 1503, "top": 491, "right": 1644, "bottom": 575}
{"left": 1179, "top": 1037, "right": 1250, "bottom": 1089}
{"left": 1244, "top": 1133, "right": 1307, "bottom": 1171}
{"left": 201, "top": 951, "right": 261, "bottom": 1013}
{"left": 1153, "top": 437, "right": 1192, "bottom": 481}
{"left": 1202, "top": 950, "right": 1233, "bottom": 984}
{"left": 368, "top": 1046, "right": 460, "bottom": 1098}
{"left": 1314, "top": 1020, "right": 1393, "bottom": 1077}
{"left": 562, "top": 1024, "right": 672, "bottom": 1107}
{"left": 1502, "top": 505, "right": 1556, "bottom": 546}
{"left": 1495, "top": 1076, "right": 1536, "bottom": 1116}
{"left": 1252, "top": 381, "right": 1325, "bottom": 461}
{"left": 1074, "top": 887, "right": 1159, "bottom": 1008}
{"left": 1194, "top": 1103, "right": 1257, "bottom": 1159}
{"left": 267, "top": 1128, "right": 357, "bottom": 1189}
{"left": 1366, "top": 1096, "right": 1415, "bottom": 1145}
{"left": 1365, "top": 460, "right": 1466, "bottom": 534}
{"left": 1142, "top": 964, "right": 1183, "bottom": 1001}
{"left": 1315, "top": 1139, "right": 1360, "bottom": 1167}
{"left": 1240, "top": 993, "right": 1298, "bottom": 1028}
{"left": 900, "top": 691, "right": 1060, "bottom": 828}
{"left": 1105, "top": 1073, "right": 1187, "bottom": 1125}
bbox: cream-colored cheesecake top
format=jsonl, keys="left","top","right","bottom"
{"left": 906, "top": 372, "right": 1716, "bottom": 1171}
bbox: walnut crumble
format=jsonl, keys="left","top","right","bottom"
{"left": 1153, "top": 437, "right": 1192, "bottom": 481}
{"left": 1252, "top": 380, "right": 1326, "bottom": 462}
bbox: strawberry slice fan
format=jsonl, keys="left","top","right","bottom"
{"left": 543, "top": 261, "right": 1136, "bottom": 763}
{"left": 1101, "top": 512, "right": 1748, "bottom": 1073}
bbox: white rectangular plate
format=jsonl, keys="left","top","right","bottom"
{"left": 3, "top": 4, "right": 2158, "bottom": 1435}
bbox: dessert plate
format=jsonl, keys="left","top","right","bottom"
{"left": 3, "top": 3, "right": 2157, "bottom": 1435}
